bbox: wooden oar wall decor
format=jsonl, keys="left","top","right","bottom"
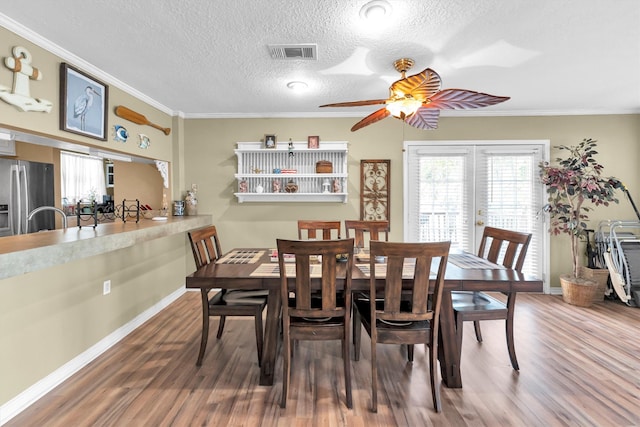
{"left": 114, "top": 105, "right": 171, "bottom": 135}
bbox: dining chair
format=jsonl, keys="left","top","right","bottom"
{"left": 188, "top": 225, "right": 268, "bottom": 366}
{"left": 297, "top": 220, "right": 341, "bottom": 240}
{"left": 276, "top": 237, "right": 355, "bottom": 409}
{"left": 344, "top": 219, "right": 389, "bottom": 250}
{"left": 353, "top": 240, "right": 450, "bottom": 413}
{"left": 452, "top": 226, "right": 532, "bottom": 371}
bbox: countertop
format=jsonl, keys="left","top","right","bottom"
{"left": 0, "top": 215, "right": 212, "bottom": 280}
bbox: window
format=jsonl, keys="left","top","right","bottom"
{"left": 61, "top": 151, "right": 107, "bottom": 204}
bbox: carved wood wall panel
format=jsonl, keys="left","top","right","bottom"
{"left": 360, "top": 159, "right": 390, "bottom": 222}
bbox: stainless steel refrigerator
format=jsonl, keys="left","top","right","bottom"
{"left": 0, "top": 158, "right": 55, "bottom": 236}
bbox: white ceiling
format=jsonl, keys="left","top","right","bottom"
{"left": 1, "top": 0, "right": 639, "bottom": 122}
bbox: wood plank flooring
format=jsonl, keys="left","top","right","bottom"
{"left": 6, "top": 292, "right": 640, "bottom": 426}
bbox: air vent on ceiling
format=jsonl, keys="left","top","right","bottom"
{"left": 268, "top": 44, "right": 317, "bottom": 60}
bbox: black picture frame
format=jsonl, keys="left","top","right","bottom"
{"left": 60, "top": 63, "right": 108, "bottom": 141}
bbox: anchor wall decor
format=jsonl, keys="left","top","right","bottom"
{"left": 0, "top": 46, "right": 53, "bottom": 113}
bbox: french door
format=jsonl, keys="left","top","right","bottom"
{"left": 403, "top": 140, "right": 549, "bottom": 289}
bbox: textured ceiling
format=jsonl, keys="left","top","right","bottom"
{"left": 1, "top": 0, "right": 639, "bottom": 120}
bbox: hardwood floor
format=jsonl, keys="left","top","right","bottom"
{"left": 7, "top": 292, "right": 640, "bottom": 426}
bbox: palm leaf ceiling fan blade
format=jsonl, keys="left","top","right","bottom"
{"left": 404, "top": 107, "right": 440, "bottom": 130}
{"left": 425, "top": 88, "right": 510, "bottom": 110}
{"left": 319, "top": 58, "right": 509, "bottom": 132}
{"left": 350, "top": 107, "right": 390, "bottom": 131}
{"left": 319, "top": 99, "right": 388, "bottom": 108}
{"left": 389, "top": 68, "right": 441, "bottom": 101}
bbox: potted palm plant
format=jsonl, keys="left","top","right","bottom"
{"left": 539, "top": 138, "right": 623, "bottom": 306}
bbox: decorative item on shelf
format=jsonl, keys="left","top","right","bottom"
{"left": 0, "top": 46, "right": 53, "bottom": 113}
{"left": 114, "top": 105, "right": 171, "bottom": 135}
{"left": 61, "top": 63, "right": 108, "bottom": 140}
{"left": 308, "top": 135, "right": 319, "bottom": 149}
{"left": 322, "top": 179, "right": 331, "bottom": 193}
{"left": 273, "top": 168, "right": 281, "bottom": 173}
{"left": 161, "top": 192, "right": 169, "bottom": 217}
{"left": 332, "top": 178, "right": 341, "bottom": 193}
{"left": 251, "top": 167, "right": 264, "bottom": 173}
{"left": 316, "top": 160, "right": 333, "bottom": 173}
{"left": 239, "top": 180, "right": 248, "bottom": 193}
{"left": 173, "top": 200, "right": 185, "bottom": 216}
{"left": 539, "top": 138, "right": 623, "bottom": 307}
{"left": 272, "top": 179, "right": 281, "bottom": 193}
{"left": 138, "top": 133, "right": 150, "bottom": 149}
{"left": 285, "top": 180, "right": 298, "bottom": 193}
{"left": 265, "top": 134, "right": 276, "bottom": 149}
{"left": 113, "top": 125, "right": 128, "bottom": 143}
{"left": 255, "top": 184, "right": 264, "bottom": 193}
{"left": 280, "top": 169, "right": 297, "bottom": 174}
{"left": 121, "top": 199, "right": 141, "bottom": 223}
{"left": 288, "top": 138, "right": 294, "bottom": 158}
{"left": 185, "top": 184, "right": 198, "bottom": 215}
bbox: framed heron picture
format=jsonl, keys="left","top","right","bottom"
{"left": 60, "top": 63, "right": 109, "bottom": 140}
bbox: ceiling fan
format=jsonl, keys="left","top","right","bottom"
{"left": 320, "top": 58, "right": 510, "bottom": 132}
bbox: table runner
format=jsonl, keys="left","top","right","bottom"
{"left": 448, "top": 252, "right": 505, "bottom": 269}
{"left": 217, "top": 249, "right": 265, "bottom": 264}
{"left": 250, "top": 263, "right": 323, "bottom": 277}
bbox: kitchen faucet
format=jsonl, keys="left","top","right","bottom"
{"left": 27, "top": 206, "right": 68, "bottom": 230}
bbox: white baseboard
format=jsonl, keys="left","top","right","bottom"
{"left": 0, "top": 287, "right": 186, "bottom": 426}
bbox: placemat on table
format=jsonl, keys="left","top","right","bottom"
{"left": 217, "top": 249, "right": 265, "bottom": 264}
{"left": 356, "top": 263, "right": 422, "bottom": 279}
{"left": 250, "top": 263, "right": 323, "bottom": 277}
{"left": 448, "top": 252, "right": 505, "bottom": 269}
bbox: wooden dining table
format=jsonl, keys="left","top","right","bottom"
{"left": 185, "top": 248, "right": 543, "bottom": 388}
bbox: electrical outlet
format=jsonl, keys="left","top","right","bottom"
{"left": 103, "top": 280, "right": 111, "bottom": 295}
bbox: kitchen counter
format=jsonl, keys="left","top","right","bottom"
{"left": 0, "top": 215, "right": 211, "bottom": 280}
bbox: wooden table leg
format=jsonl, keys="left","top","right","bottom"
{"left": 438, "top": 290, "right": 462, "bottom": 388}
{"left": 259, "top": 287, "right": 281, "bottom": 386}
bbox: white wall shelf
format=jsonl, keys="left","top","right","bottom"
{"left": 234, "top": 141, "right": 348, "bottom": 203}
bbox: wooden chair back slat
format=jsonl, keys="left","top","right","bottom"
{"left": 297, "top": 220, "right": 342, "bottom": 240}
{"left": 344, "top": 220, "right": 389, "bottom": 248}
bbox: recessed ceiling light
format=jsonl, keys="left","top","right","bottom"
{"left": 359, "top": 0, "right": 392, "bottom": 22}
{"left": 287, "top": 81, "right": 308, "bottom": 91}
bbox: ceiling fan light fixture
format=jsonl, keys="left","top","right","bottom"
{"left": 286, "top": 81, "right": 308, "bottom": 92}
{"left": 386, "top": 99, "right": 422, "bottom": 119}
{"left": 359, "top": 0, "right": 392, "bottom": 22}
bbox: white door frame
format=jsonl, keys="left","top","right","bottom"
{"left": 403, "top": 139, "right": 551, "bottom": 293}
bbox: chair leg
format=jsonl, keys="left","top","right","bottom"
{"left": 280, "top": 321, "right": 290, "bottom": 408}
{"left": 254, "top": 308, "right": 264, "bottom": 367}
{"left": 428, "top": 341, "right": 442, "bottom": 412}
{"left": 473, "top": 320, "right": 483, "bottom": 342}
{"left": 196, "top": 291, "right": 210, "bottom": 366}
{"left": 370, "top": 334, "right": 378, "bottom": 413}
{"left": 343, "top": 327, "right": 353, "bottom": 408}
{"left": 216, "top": 315, "right": 226, "bottom": 339}
{"left": 353, "top": 309, "right": 362, "bottom": 361}
{"left": 506, "top": 293, "right": 519, "bottom": 370}
{"left": 407, "top": 344, "right": 414, "bottom": 362}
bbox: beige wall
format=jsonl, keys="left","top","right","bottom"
{"left": 182, "top": 114, "right": 640, "bottom": 287}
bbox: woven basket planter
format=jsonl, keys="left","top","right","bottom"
{"left": 560, "top": 274, "right": 598, "bottom": 307}
{"left": 578, "top": 266, "right": 609, "bottom": 302}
